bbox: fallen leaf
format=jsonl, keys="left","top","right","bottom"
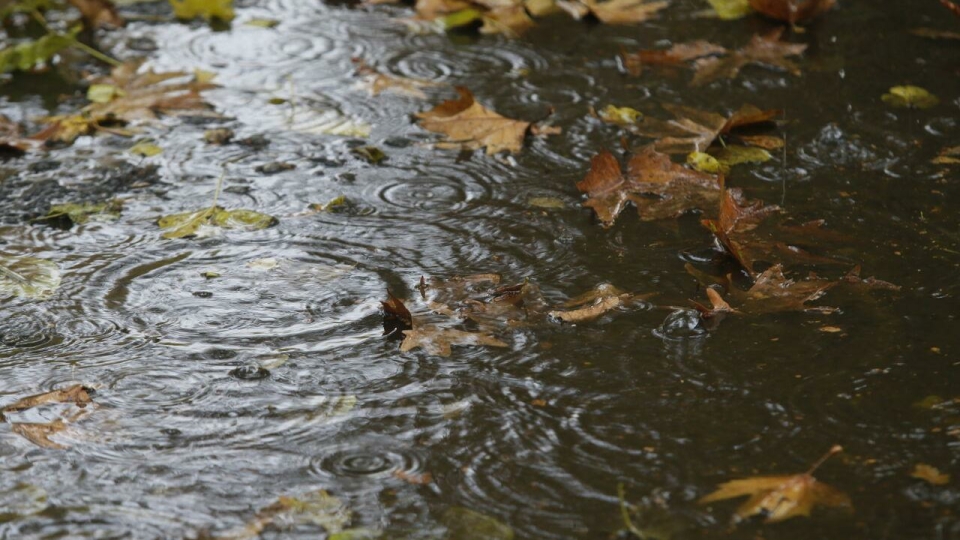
{"left": 576, "top": 146, "right": 720, "bottom": 228}
{"left": 578, "top": 0, "right": 668, "bottom": 24}
{"left": 130, "top": 140, "right": 162, "bottom": 157}
{"left": 415, "top": 87, "right": 542, "bottom": 154}
{"left": 0, "top": 28, "right": 80, "bottom": 74}
{"left": 157, "top": 206, "right": 278, "bottom": 239}
{"left": 244, "top": 18, "right": 280, "bottom": 27}
{"left": 911, "top": 463, "right": 950, "bottom": 485}
{"left": 11, "top": 421, "right": 70, "bottom": 449}
{"left": 691, "top": 28, "right": 807, "bottom": 86}
{"left": 39, "top": 200, "right": 123, "bottom": 227}
{"left": 549, "top": 283, "right": 654, "bottom": 323}
{"left": 204, "top": 128, "right": 234, "bottom": 144}
{"left": 690, "top": 286, "right": 736, "bottom": 319}
{"left": 634, "top": 103, "right": 781, "bottom": 154}
{"left": 0, "top": 115, "right": 40, "bottom": 156}
{"left": 687, "top": 151, "right": 724, "bottom": 173}
{"left": 597, "top": 104, "right": 643, "bottom": 126}
{"left": 0, "top": 254, "right": 61, "bottom": 299}
{"left": 1, "top": 385, "right": 94, "bottom": 415}
{"left": 708, "top": 0, "right": 753, "bottom": 19}
{"left": 910, "top": 27, "right": 960, "bottom": 40}
{"left": 749, "top": 0, "right": 835, "bottom": 23}
{"left": 941, "top": 0, "right": 960, "bottom": 16}
{"left": 716, "top": 264, "right": 838, "bottom": 314}
{"left": 66, "top": 0, "right": 124, "bottom": 28}
{"left": 354, "top": 59, "right": 438, "bottom": 99}
{"left": 169, "top": 0, "right": 235, "bottom": 21}
{"left": 711, "top": 145, "right": 773, "bottom": 168}
{"left": 400, "top": 326, "right": 508, "bottom": 356}
{"left": 351, "top": 146, "right": 387, "bottom": 164}
{"left": 442, "top": 507, "right": 514, "bottom": 540}
{"left": 621, "top": 40, "right": 726, "bottom": 76}
{"left": 1, "top": 385, "right": 96, "bottom": 449}
{"left": 216, "top": 490, "right": 350, "bottom": 540}
{"left": 393, "top": 469, "right": 433, "bottom": 484}
{"left": 528, "top": 196, "right": 566, "bottom": 209}
{"left": 699, "top": 445, "right": 851, "bottom": 523}
{"left": 882, "top": 85, "right": 939, "bottom": 109}
{"left": 382, "top": 290, "right": 413, "bottom": 333}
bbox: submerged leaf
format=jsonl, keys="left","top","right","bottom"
{"left": 354, "top": 59, "right": 438, "bottom": 99}
{"left": 549, "top": 283, "right": 654, "bottom": 323}
{"left": 635, "top": 103, "right": 781, "bottom": 154}
{"left": 169, "top": 0, "right": 235, "bottom": 21}
{"left": 218, "top": 490, "right": 350, "bottom": 540}
{"left": 699, "top": 445, "right": 851, "bottom": 523}
{"left": 41, "top": 200, "right": 123, "bottom": 227}
{"left": 1, "top": 385, "right": 96, "bottom": 449}
{"left": 576, "top": 147, "right": 720, "bottom": 227}
{"left": 882, "top": 86, "right": 939, "bottom": 109}
{"left": 622, "top": 40, "right": 726, "bottom": 76}
{"left": 415, "top": 87, "right": 538, "bottom": 154}
{"left": 157, "top": 206, "right": 278, "bottom": 239}
{"left": 0, "top": 255, "right": 61, "bottom": 299}
{"left": 442, "top": 507, "right": 514, "bottom": 540}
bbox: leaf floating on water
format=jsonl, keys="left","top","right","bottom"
{"left": 415, "top": 87, "right": 544, "bottom": 154}
{"left": 687, "top": 151, "right": 724, "bottom": 173}
{"left": 328, "top": 529, "right": 382, "bottom": 540}
{"left": 569, "top": 0, "right": 669, "bottom": 24}
{"left": 169, "top": 0, "right": 235, "bottom": 21}
{"left": 1, "top": 385, "right": 94, "bottom": 415}
{"left": 882, "top": 85, "right": 939, "bottom": 109}
{"left": 442, "top": 507, "right": 514, "bottom": 540}
{"left": 576, "top": 146, "right": 720, "bottom": 227}
{"left": 706, "top": 264, "right": 838, "bottom": 315}
{"left": 0, "top": 27, "right": 81, "bottom": 74}
{"left": 911, "top": 463, "right": 950, "bottom": 485}
{"left": 597, "top": 104, "right": 643, "bottom": 126}
{"left": 932, "top": 145, "right": 960, "bottom": 165}
{"left": 130, "top": 140, "right": 162, "bottom": 157}
{"left": 708, "top": 0, "right": 753, "bottom": 19}
{"left": 528, "top": 196, "right": 566, "bottom": 209}
{"left": 549, "top": 283, "right": 654, "bottom": 323}
{"left": 157, "top": 206, "right": 278, "bottom": 239}
{"left": 40, "top": 200, "right": 123, "bottom": 228}
{"left": 0, "top": 255, "right": 62, "bottom": 300}
{"left": 1, "top": 385, "right": 96, "bottom": 449}
{"left": 382, "top": 290, "right": 414, "bottom": 332}
{"left": 942, "top": 0, "right": 960, "bottom": 17}
{"left": 351, "top": 146, "right": 387, "bottom": 164}
{"left": 634, "top": 103, "right": 781, "bottom": 155}
{"left": 711, "top": 145, "right": 773, "bottom": 168}
{"left": 354, "top": 58, "right": 439, "bottom": 99}
{"left": 699, "top": 445, "right": 851, "bottom": 523}
{"left": 400, "top": 326, "right": 508, "bottom": 356}
{"left": 749, "top": 0, "right": 835, "bottom": 23}
{"left": 691, "top": 28, "right": 807, "bottom": 86}
{"left": 244, "top": 18, "right": 280, "bottom": 27}
{"left": 621, "top": 40, "right": 726, "bottom": 76}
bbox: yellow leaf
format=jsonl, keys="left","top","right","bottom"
{"left": 911, "top": 464, "right": 950, "bottom": 485}
{"left": 169, "top": 0, "right": 235, "bottom": 21}
{"left": 882, "top": 85, "right": 939, "bottom": 109}
{"left": 86, "top": 83, "right": 124, "bottom": 103}
{"left": 687, "top": 151, "right": 724, "bottom": 173}
{"left": 130, "top": 140, "right": 162, "bottom": 157}
{"left": 598, "top": 104, "right": 643, "bottom": 126}
{"left": 707, "top": 0, "right": 752, "bottom": 19}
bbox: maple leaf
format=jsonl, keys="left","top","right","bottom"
{"left": 702, "top": 188, "right": 842, "bottom": 275}
{"left": 749, "top": 0, "right": 835, "bottom": 24}
{"left": 699, "top": 445, "right": 852, "bottom": 523}
{"left": 415, "top": 87, "right": 549, "bottom": 154}
{"left": 35, "top": 60, "right": 217, "bottom": 143}
{"left": 576, "top": 146, "right": 721, "bottom": 228}
{"left": 620, "top": 40, "right": 727, "bottom": 76}
{"left": 67, "top": 0, "right": 124, "bottom": 28}
{"left": 549, "top": 283, "right": 654, "bottom": 323}
{"left": 634, "top": 103, "right": 781, "bottom": 154}
{"left": 691, "top": 28, "right": 807, "bottom": 86}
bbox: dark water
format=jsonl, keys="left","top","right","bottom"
{"left": 1, "top": 0, "right": 959, "bottom": 538}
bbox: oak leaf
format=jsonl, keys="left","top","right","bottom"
{"left": 749, "top": 0, "right": 835, "bottom": 23}
{"left": 576, "top": 146, "right": 721, "bottom": 227}
{"left": 699, "top": 445, "right": 851, "bottom": 523}
{"left": 415, "top": 87, "right": 547, "bottom": 154}
{"left": 693, "top": 264, "right": 838, "bottom": 315}
{"left": 691, "top": 28, "right": 807, "bottom": 86}
{"left": 549, "top": 283, "right": 654, "bottom": 323}
{"left": 634, "top": 103, "right": 781, "bottom": 154}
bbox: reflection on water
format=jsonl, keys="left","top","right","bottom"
{"left": 1, "top": 0, "right": 959, "bottom": 538}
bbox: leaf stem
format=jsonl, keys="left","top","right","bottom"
{"left": 806, "top": 445, "right": 843, "bottom": 475}
{"left": 70, "top": 40, "right": 121, "bottom": 67}
{"left": 617, "top": 483, "right": 645, "bottom": 539}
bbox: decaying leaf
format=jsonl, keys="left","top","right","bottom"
{"left": 699, "top": 264, "right": 838, "bottom": 315}
{"left": 157, "top": 206, "right": 278, "bottom": 239}
{"left": 1, "top": 385, "right": 96, "bottom": 449}
{"left": 442, "top": 507, "right": 514, "bottom": 540}
{"left": 0, "top": 254, "right": 62, "bottom": 300}
{"left": 634, "top": 103, "right": 781, "bottom": 154}
{"left": 39, "top": 200, "right": 123, "bottom": 227}
{"left": 699, "top": 445, "right": 851, "bottom": 523}
{"left": 169, "top": 0, "right": 235, "bottom": 21}
{"left": 548, "top": 283, "right": 654, "bottom": 323}
{"left": 911, "top": 463, "right": 950, "bottom": 485}
{"left": 66, "top": 0, "right": 124, "bottom": 27}
{"left": 400, "top": 326, "right": 508, "bottom": 356}
{"left": 354, "top": 59, "right": 438, "bottom": 99}
{"left": 621, "top": 40, "right": 726, "bottom": 76}
{"left": 415, "top": 87, "right": 552, "bottom": 154}
{"left": 215, "top": 490, "right": 350, "bottom": 540}
{"left": 576, "top": 146, "right": 720, "bottom": 227}
{"left": 932, "top": 146, "right": 960, "bottom": 165}
{"left": 382, "top": 290, "right": 413, "bottom": 335}
{"left": 749, "top": 0, "right": 835, "bottom": 23}
{"left": 35, "top": 59, "right": 217, "bottom": 144}
{"left": 691, "top": 28, "right": 807, "bottom": 86}
{"left": 882, "top": 85, "right": 939, "bottom": 109}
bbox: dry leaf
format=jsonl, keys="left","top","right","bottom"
{"left": 579, "top": 0, "right": 669, "bottom": 24}
{"left": 621, "top": 40, "right": 727, "bottom": 76}
{"left": 354, "top": 59, "right": 438, "bottom": 99}
{"left": 749, "top": 0, "right": 835, "bottom": 23}
{"left": 911, "top": 463, "right": 950, "bottom": 485}
{"left": 576, "top": 147, "right": 720, "bottom": 227}
{"left": 1, "top": 385, "right": 96, "bottom": 449}
{"left": 11, "top": 420, "right": 70, "bottom": 449}
{"left": 634, "top": 103, "right": 781, "bottom": 154}
{"left": 549, "top": 283, "right": 654, "bottom": 323}
{"left": 415, "top": 87, "right": 538, "bottom": 154}
{"left": 691, "top": 29, "right": 807, "bottom": 86}
{"left": 1, "top": 385, "right": 94, "bottom": 416}
{"left": 400, "top": 326, "right": 508, "bottom": 356}
{"left": 699, "top": 445, "right": 851, "bottom": 523}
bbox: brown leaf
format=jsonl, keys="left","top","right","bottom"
{"left": 699, "top": 445, "right": 851, "bottom": 523}
{"left": 393, "top": 470, "right": 434, "bottom": 484}
{"left": 839, "top": 266, "right": 900, "bottom": 292}
{"left": 382, "top": 291, "right": 413, "bottom": 333}
{"left": 634, "top": 103, "right": 782, "bottom": 154}
{"left": 0, "top": 115, "right": 42, "bottom": 157}
{"left": 415, "top": 0, "right": 473, "bottom": 18}
{"left": 2, "top": 385, "right": 96, "bottom": 449}
{"left": 400, "top": 326, "right": 508, "bottom": 356}
{"left": 481, "top": 4, "right": 536, "bottom": 35}
{"left": 623, "top": 40, "right": 727, "bottom": 75}
{"left": 415, "top": 87, "right": 535, "bottom": 154}
{"left": 576, "top": 147, "right": 721, "bottom": 227}
{"left": 690, "top": 287, "right": 736, "bottom": 319}
{"left": 579, "top": 0, "right": 668, "bottom": 24}
{"left": 354, "top": 59, "right": 438, "bottom": 99}
{"left": 749, "top": 0, "right": 835, "bottom": 23}
{"left": 1, "top": 384, "right": 94, "bottom": 416}
{"left": 911, "top": 463, "right": 951, "bottom": 485}
{"left": 67, "top": 0, "right": 124, "bottom": 28}
{"left": 549, "top": 283, "right": 654, "bottom": 323}
{"left": 727, "top": 264, "right": 838, "bottom": 314}
{"left": 691, "top": 29, "right": 807, "bottom": 87}
{"left": 943, "top": 0, "right": 960, "bottom": 17}
{"left": 11, "top": 421, "right": 69, "bottom": 449}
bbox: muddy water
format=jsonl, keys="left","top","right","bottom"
{"left": 1, "top": 0, "right": 959, "bottom": 538}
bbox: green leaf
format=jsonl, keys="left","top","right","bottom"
{"left": 130, "top": 140, "right": 162, "bottom": 157}
{"left": 0, "top": 28, "right": 79, "bottom": 74}
{"left": 157, "top": 206, "right": 278, "bottom": 239}
{"left": 441, "top": 8, "right": 483, "bottom": 29}
{"left": 42, "top": 200, "right": 122, "bottom": 226}
{"left": 87, "top": 84, "right": 124, "bottom": 104}
{"left": 597, "top": 104, "right": 643, "bottom": 126}
{"left": 687, "top": 151, "right": 724, "bottom": 173}
{"left": 169, "top": 0, "right": 235, "bottom": 21}
{"left": 707, "top": 0, "right": 752, "bottom": 20}
{"left": 441, "top": 507, "right": 514, "bottom": 540}
{"left": 882, "top": 85, "right": 939, "bottom": 109}
{"left": 0, "top": 255, "right": 61, "bottom": 300}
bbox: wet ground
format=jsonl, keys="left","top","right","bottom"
{"left": 1, "top": 0, "right": 959, "bottom": 538}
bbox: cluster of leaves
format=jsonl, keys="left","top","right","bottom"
{"left": 382, "top": 275, "right": 652, "bottom": 356}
